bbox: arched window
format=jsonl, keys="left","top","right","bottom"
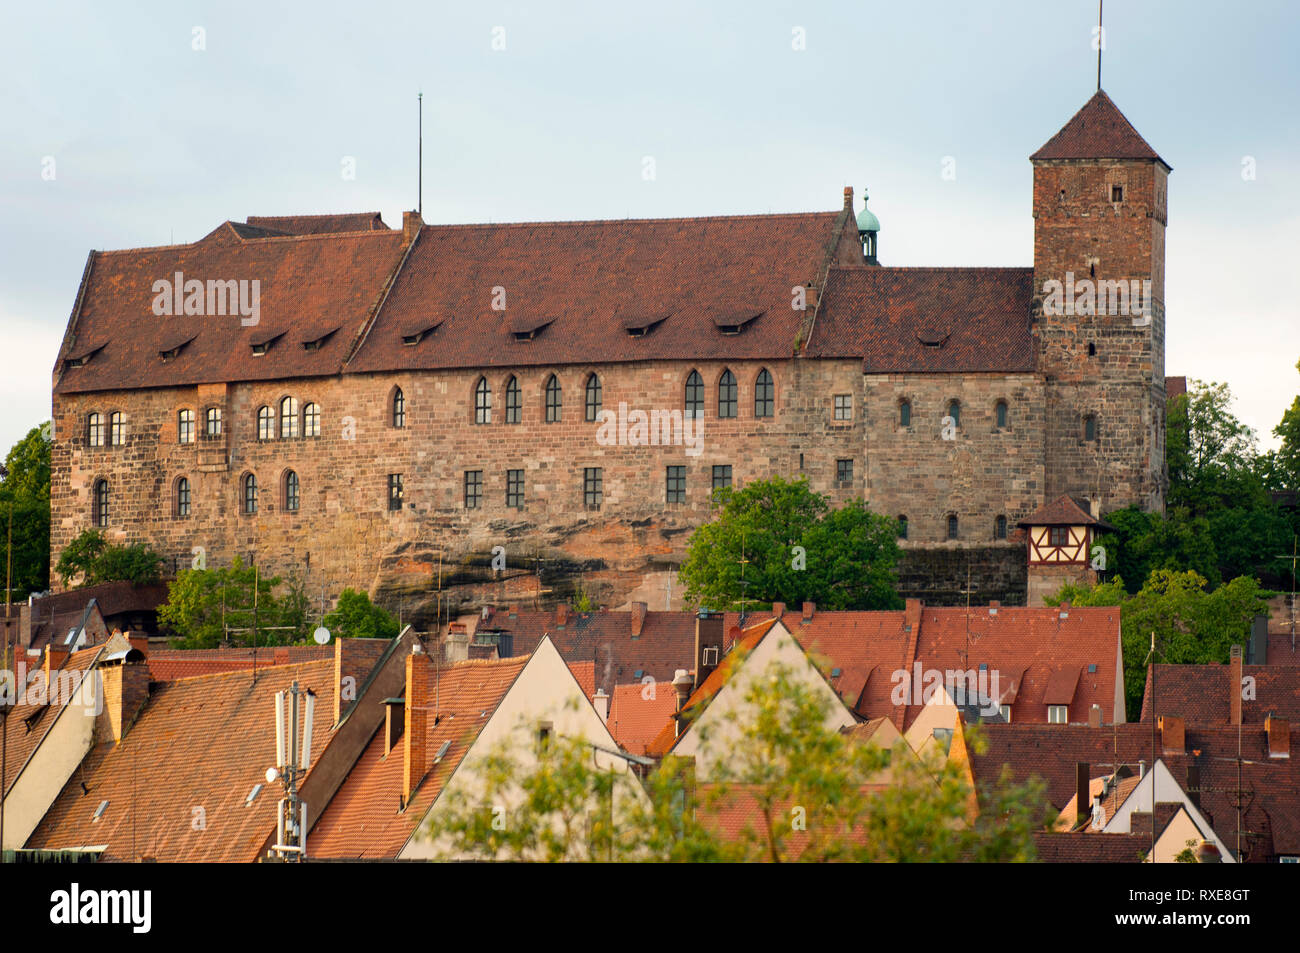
{"left": 474, "top": 377, "right": 491, "bottom": 424}
{"left": 544, "top": 374, "right": 562, "bottom": 423}
{"left": 947, "top": 514, "right": 959, "bottom": 540}
{"left": 205, "top": 407, "right": 222, "bottom": 438}
{"left": 995, "top": 401, "right": 1008, "bottom": 430}
{"left": 242, "top": 473, "right": 258, "bottom": 515}
{"left": 899, "top": 400, "right": 912, "bottom": 428}
{"left": 279, "top": 397, "right": 299, "bottom": 439}
{"left": 717, "top": 370, "right": 737, "bottom": 419}
{"left": 585, "top": 374, "right": 602, "bottom": 422}
{"left": 897, "top": 515, "right": 908, "bottom": 540}
{"left": 505, "top": 376, "right": 522, "bottom": 424}
{"left": 685, "top": 370, "right": 704, "bottom": 419}
{"left": 257, "top": 406, "right": 274, "bottom": 441}
{"left": 283, "top": 470, "right": 300, "bottom": 512}
{"left": 1084, "top": 415, "right": 1097, "bottom": 442}
{"left": 92, "top": 479, "right": 109, "bottom": 527}
{"left": 109, "top": 412, "right": 125, "bottom": 446}
{"left": 946, "top": 400, "right": 961, "bottom": 428}
{"left": 175, "top": 477, "right": 191, "bottom": 519}
{"left": 995, "top": 515, "right": 1007, "bottom": 539}
{"left": 87, "top": 413, "right": 105, "bottom": 448}
{"left": 392, "top": 388, "right": 406, "bottom": 429}
{"left": 754, "top": 369, "right": 774, "bottom": 418}
{"left": 178, "top": 409, "right": 196, "bottom": 444}
{"left": 303, "top": 403, "right": 320, "bottom": 438}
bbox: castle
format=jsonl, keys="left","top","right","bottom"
{"left": 48, "top": 90, "right": 1169, "bottom": 621}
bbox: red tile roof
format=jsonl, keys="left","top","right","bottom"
{"left": 1030, "top": 90, "right": 1166, "bottom": 165}
{"left": 26, "top": 660, "right": 338, "bottom": 861}
{"left": 2, "top": 646, "right": 103, "bottom": 798}
{"left": 608, "top": 682, "right": 678, "bottom": 756}
{"left": 1018, "top": 494, "right": 1103, "bottom": 527}
{"left": 146, "top": 645, "right": 335, "bottom": 681}
{"left": 1033, "top": 830, "right": 1149, "bottom": 863}
{"left": 807, "top": 266, "right": 1035, "bottom": 373}
{"left": 308, "top": 655, "right": 529, "bottom": 859}
{"left": 54, "top": 225, "right": 408, "bottom": 394}
{"left": 345, "top": 210, "right": 855, "bottom": 373}
{"left": 1166, "top": 376, "right": 1187, "bottom": 400}
{"left": 244, "top": 212, "right": 389, "bottom": 235}
{"left": 568, "top": 659, "right": 596, "bottom": 701}
{"left": 1139, "top": 663, "right": 1300, "bottom": 724}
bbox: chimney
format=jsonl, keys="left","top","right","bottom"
{"left": 97, "top": 659, "right": 151, "bottom": 743}
{"left": 1088, "top": 704, "right": 1102, "bottom": 728}
{"left": 384, "top": 697, "right": 405, "bottom": 757}
{"left": 1075, "top": 762, "right": 1090, "bottom": 829}
{"left": 694, "top": 611, "right": 724, "bottom": 687}
{"left": 1089, "top": 498, "right": 1101, "bottom": 519}
{"left": 555, "top": 604, "right": 568, "bottom": 627}
{"left": 771, "top": 602, "right": 785, "bottom": 618}
{"left": 127, "top": 633, "right": 148, "bottom": 657}
{"left": 1266, "top": 714, "right": 1291, "bottom": 759}
{"left": 1186, "top": 765, "right": 1201, "bottom": 809}
{"left": 1196, "top": 841, "right": 1222, "bottom": 863}
{"left": 904, "top": 598, "right": 922, "bottom": 633}
{"left": 44, "top": 645, "right": 69, "bottom": 680}
{"left": 1138, "top": 759, "right": 1146, "bottom": 779}
{"left": 18, "top": 602, "right": 32, "bottom": 651}
{"left": 801, "top": 602, "right": 815, "bottom": 623}
{"left": 445, "top": 623, "right": 469, "bottom": 663}
{"left": 402, "top": 210, "right": 423, "bottom": 244}
{"left": 671, "top": 668, "right": 692, "bottom": 729}
{"left": 1159, "top": 715, "right": 1185, "bottom": 756}
{"left": 403, "top": 649, "right": 431, "bottom": 802}
{"left": 631, "top": 601, "right": 647, "bottom": 639}
{"left": 843, "top": 186, "right": 853, "bottom": 210}
{"left": 1229, "top": 644, "right": 1243, "bottom": 726}
{"left": 334, "top": 637, "right": 386, "bottom": 724}
{"left": 592, "top": 688, "right": 609, "bottom": 724}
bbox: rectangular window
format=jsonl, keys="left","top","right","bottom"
{"left": 88, "top": 415, "right": 105, "bottom": 448}
{"left": 205, "top": 407, "right": 222, "bottom": 437}
{"left": 178, "top": 410, "right": 195, "bottom": 444}
{"left": 583, "top": 467, "right": 603, "bottom": 508}
{"left": 1048, "top": 705, "right": 1068, "bottom": 725}
{"left": 506, "top": 469, "right": 524, "bottom": 509}
{"left": 1111, "top": 185, "right": 1123, "bottom": 202}
{"left": 388, "top": 473, "right": 403, "bottom": 512}
{"left": 833, "top": 394, "right": 852, "bottom": 421}
{"left": 711, "top": 465, "right": 732, "bottom": 491}
{"left": 1049, "top": 526, "right": 1070, "bottom": 547}
{"left": 666, "top": 466, "right": 686, "bottom": 504}
{"left": 836, "top": 459, "right": 853, "bottom": 484}
{"left": 464, "top": 470, "right": 482, "bottom": 509}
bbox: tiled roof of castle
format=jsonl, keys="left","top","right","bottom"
{"left": 1138, "top": 663, "right": 1300, "bottom": 724}
{"left": 1030, "top": 90, "right": 1166, "bottom": 165}
{"left": 53, "top": 223, "right": 408, "bottom": 394}
{"left": 308, "top": 655, "right": 529, "bottom": 859}
{"left": 808, "top": 266, "right": 1035, "bottom": 373}
{"left": 26, "top": 661, "right": 338, "bottom": 861}
{"left": 244, "top": 212, "right": 389, "bottom": 235}
{"left": 346, "top": 211, "right": 851, "bottom": 373}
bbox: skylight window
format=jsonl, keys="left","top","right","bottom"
{"left": 92, "top": 800, "right": 109, "bottom": 821}
{"left": 245, "top": 783, "right": 263, "bottom": 806}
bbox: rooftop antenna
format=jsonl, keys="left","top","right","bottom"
{"left": 267, "top": 680, "right": 316, "bottom": 862}
{"left": 417, "top": 91, "right": 423, "bottom": 217}
{"left": 737, "top": 533, "right": 750, "bottom": 626}
{"left": 1096, "top": 0, "right": 1104, "bottom": 91}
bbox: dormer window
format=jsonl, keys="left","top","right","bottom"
{"left": 401, "top": 320, "right": 443, "bottom": 346}
{"left": 508, "top": 315, "right": 554, "bottom": 342}
{"left": 712, "top": 310, "right": 762, "bottom": 336}
{"left": 620, "top": 313, "right": 669, "bottom": 337}
{"left": 158, "top": 334, "right": 196, "bottom": 362}
{"left": 250, "top": 332, "right": 284, "bottom": 356}
{"left": 301, "top": 327, "right": 338, "bottom": 351}
{"left": 65, "top": 342, "right": 107, "bottom": 370}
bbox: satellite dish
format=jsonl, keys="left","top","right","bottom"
{"left": 312, "top": 626, "right": 331, "bottom": 645}
{"left": 265, "top": 767, "right": 279, "bottom": 784}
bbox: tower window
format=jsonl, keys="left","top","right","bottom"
{"left": 899, "top": 400, "right": 911, "bottom": 428}
{"left": 712, "top": 465, "right": 732, "bottom": 491}
{"left": 242, "top": 473, "right": 258, "bottom": 515}
{"left": 505, "top": 376, "right": 522, "bottom": 424}
{"left": 279, "top": 397, "right": 299, "bottom": 439}
{"left": 109, "top": 412, "right": 125, "bottom": 447}
{"left": 717, "top": 370, "right": 737, "bottom": 419}
{"left": 388, "top": 473, "right": 404, "bottom": 511}
{"left": 87, "top": 413, "right": 105, "bottom": 448}
{"left": 475, "top": 377, "right": 491, "bottom": 425}
{"left": 995, "top": 515, "right": 1007, "bottom": 539}
{"left": 836, "top": 459, "right": 853, "bottom": 485}
{"left": 995, "top": 400, "right": 1008, "bottom": 430}
{"left": 283, "top": 470, "right": 299, "bottom": 512}
{"left": 754, "top": 369, "right": 774, "bottom": 418}
{"left": 464, "top": 470, "right": 482, "bottom": 509}
{"left": 1087, "top": 342, "right": 1096, "bottom": 357}
{"left": 303, "top": 403, "right": 320, "bottom": 438}
{"left": 665, "top": 466, "right": 686, "bottom": 503}
{"left": 205, "top": 407, "right": 222, "bottom": 437}
{"left": 583, "top": 467, "right": 603, "bottom": 508}
{"left": 833, "top": 394, "right": 852, "bottom": 421}
{"left": 93, "top": 479, "right": 110, "bottom": 527}
{"left": 506, "top": 469, "right": 524, "bottom": 508}
{"left": 897, "top": 515, "right": 908, "bottom": 540}
{"left": 174, "top": 477, "right": 191, "bottom": 519}
{"left": 685, "top": 370, "right": 704, "bottom": 419}
{"left": 392, "top": 388, "right": 406, "bottom": 429}
{"left": 585, "top": 374, "right": 602, "bottom": 422}
{"left": 1111, "top": 185, "right": 1123, "bottom": 203}
{"left": 257, "top": 406, "right": 273, "bottom": 441}
{"left": 947, "top": 515, "right": 959, "bottom": 540}
{"left": 178, "top": 409, "right": 196, "bottom": 444}
{"left": 946, "top": 400, "right": 961, "bottom": 428}
{"left": 544, "top": 374, "right": 561, "bottom": 423}
{"left": 1083, "top": 415, "right": 1098, "bottom": 442}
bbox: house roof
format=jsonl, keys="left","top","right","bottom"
{"left": 1166, "top": 376, "right": 1188, "bottom": 400}
{"left": 26, "top": 660, "right": 338, "bottom": 861}
{"left": 53, "top": 224, "right": 408, "bottom": 394}
{"left": 1018, "top": 494, "right": 1107, "bottom": 528}
{"left": 2, "top": 645, "right": 103, "bottom": 798}
{"left": 345, "top": 210, "right": 853, "bottom": 374}
{"left": 308, "top": 655, "right": 529, "bottom": 859}
{"left": 146, "top": 645, "right": 335, "bottom": 681}
{"left": 970, "top": 723, "right": 1300, "bottom": 862}
{"left": 244, "top": 212, "right": 389, "bottom": 235}
{"left": 1030, "top": 90, "right": 1166, "bottom": 166}
{"left": 608, "top": 682, "right": 678, "bottom": 756}
{"left": 807, "top": 266, "right": 1035, "bottom": 373}
{"left": 1139, "top": 663, "right": 1300, "bottom": 724}
{"left": 1032, "top": 830, "right": 1150, "bottom": 863}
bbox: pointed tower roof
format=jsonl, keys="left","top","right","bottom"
{"left": 1031, "top": 90, "right": 1168, "bottom": 168}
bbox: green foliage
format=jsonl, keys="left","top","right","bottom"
{"left": 322, "top": 588, "right": 400, "bottom": 640}
{"left": 1263, "top": 358, "right": 1300, "bottom": 492}
{"left": 1046, "top": 569, "right": 1272, "bottom": 719}
{"left": 54, "top": 529, "right": 162, "bottom": 588}
{"left": 0, "top": 423, "right": 52, "bottom": 599}
{"left": 571, "top": 580, "right": 593, "bottom": 613}
{"left": 678, "top": 475, "right": 902, "bottom": 611}
{"left": 157, "top": 558, "right": 306, "bottom": 648}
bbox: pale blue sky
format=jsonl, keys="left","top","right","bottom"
{"left": 2, "top": 0, "right": 1297, "bottom": 453}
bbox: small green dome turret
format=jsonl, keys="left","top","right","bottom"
{"left": 856, "top": 190, "right": 880, "bottom": 234}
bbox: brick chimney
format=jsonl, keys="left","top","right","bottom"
{"left": 1088, "top": 704, "right": 1102, "bottom": 728}
{"left": 1229, "top": 644, "right": 1243, "bottom": 726}
{"left": 403, "top": 648, "right": 431, "bottom": 803}
{"left": 843, "top": 186, "right": 853, "bottom": 210}
{"left": 801, "top": 602, "right": 816, "bottom": 623}
{"left": 671, "top": 669, "right": 693, "bottom": 737}
{"left": 592, "top": 688, "right": 609, "bottom": 724}
{"left": 555, "top": 604, "right": 568, "bottom": 627}
{"left": 402, "top": 210, "right": 423, "bottom": 244}
{"left": 1159, "top": 715, "right": 1185, "bottom": 756}
{"left": 1075, "top": 763, "right": 1090, "bottom": 829}
{"left": 771, "top": 602, "right": 785, "bottom": 618}
{"left": 445, "top": 623, "right": 469, "bottom": 663}
{"left": 631, "top": 601, "right": 647, "bottom": 639}
{"left": 694, "top": 611, "right": 724, "bottom": 687}
{"left": 1266, "top": 714, "right": 1290, "bottom": 759}
{"left": 98, "top": 659, "right": 151, "bottom": 743}
{"left": 127, "top": 633, "right": 149, "bottom": 657}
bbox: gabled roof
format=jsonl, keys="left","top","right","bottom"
{"left": 1033, "top": 830, "right": 1149, "bottom": 863}
{"left": 307, "top": 655, "right": 529, "bottom": 859}
{"left": 26, "top": 660, "right": 338, "bottom": 861}
{"left": 53, "top": 224, "right": 408, "bottom": 394}
{"left": 1030, "top": 90, "right": 1167, "bottom": 167}
{"left": 808, "top": 266, "right": 1035, "bottom": 373}
{"left": 1139, "top": 663, "right": 1300, "bottom": 724}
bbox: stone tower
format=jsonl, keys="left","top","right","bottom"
{"left": 1031, "top": 90, "right": 1170, "bottom": 515}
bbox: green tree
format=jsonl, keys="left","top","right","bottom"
{"left": 322, "top": 588, "right": 400, "bottom": 640}
{"left": 54, "top": 529, "right": 163, "bottom": 588}
{"left": 0, "top": 423, "right": 52, "bottom": 599}
{"left": 678, "top": 475, "right": 902, "bottom": 611}
{"left": 1264, "top": 358, "right": 1300, "bottom": 491}
{"left": 1047, "top": 569, "right": 1272, "bottom": 719}
{"left": 157, "top": 558, "right": 304, "bottom": 648}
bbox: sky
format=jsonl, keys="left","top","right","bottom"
{"left": 2, "top": 0, "right": 1298, "bottom": 455}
